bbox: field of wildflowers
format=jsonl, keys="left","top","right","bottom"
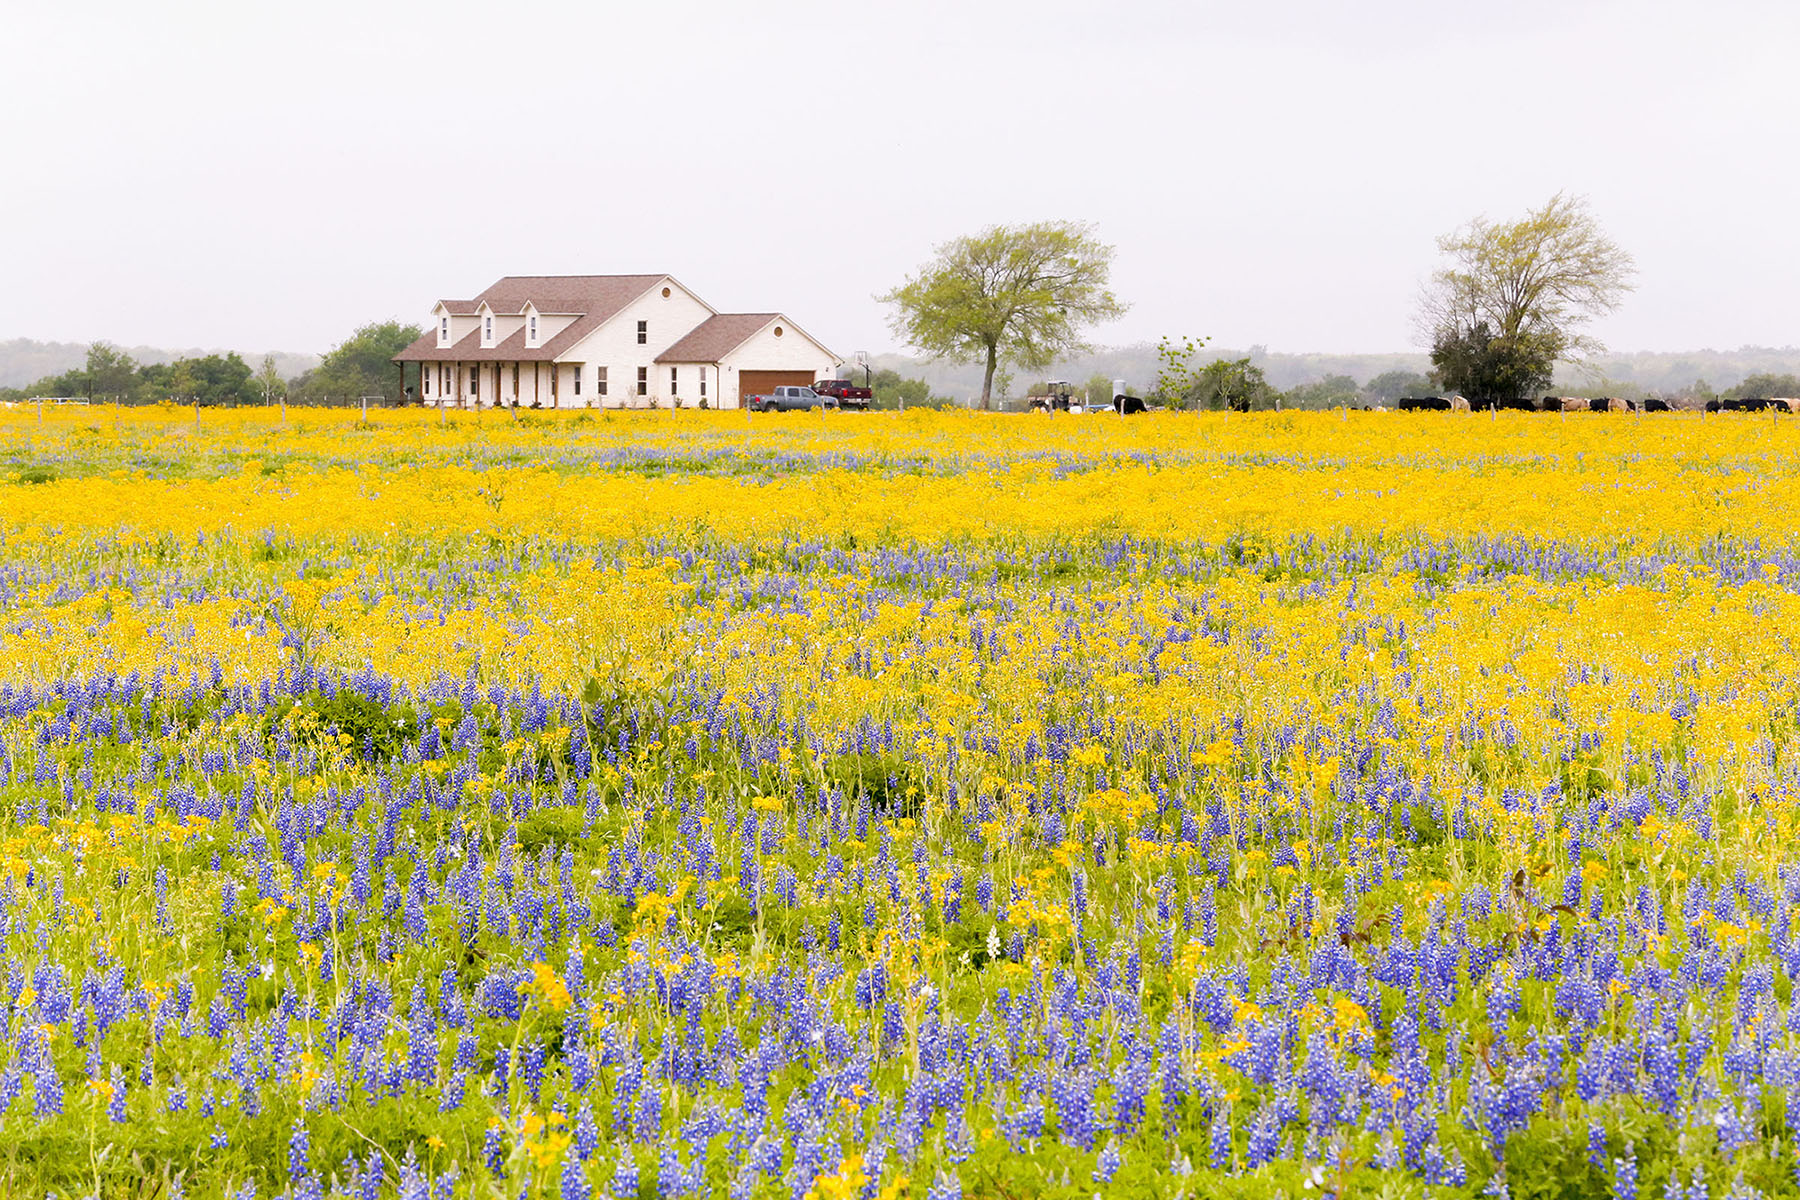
{"left": 6, "top": 405, "right": 1800, "bottom": 1199}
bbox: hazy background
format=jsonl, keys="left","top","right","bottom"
{"left": 1, "top": 0, "right": 1795, "bottom": 365}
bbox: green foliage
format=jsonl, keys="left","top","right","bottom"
{"left": 1084, "top": 373, "right": 1114, "bottom": 407}
{"left": 1726, "top": 372, "right": 1800, "bottom": 399}
{"left": 517, "top": 806, "right": 585, "bottom": 853}
{"left": 1430, "top": 321, "right": 1559, "bottom": 401}
{"left": 868, "top": 367, "right": 938, "bottom": 410}
{"left": 1151, "top": 335, "right": 1210, "bottom": 410}
{"left": 880, "top": 220, "right": 1126, "bottom": 408}
{"left": 1419, "top": 192, "right": 1636, "bottom": 386}
{"left": 1362, "top": 369, "right": 1436, "bottom": 404}
{"left": 84, "top": 341, "right": 140, "bottom": 402}
{"left": 257, "top": 352, "right": 284, "bottom": 404}
{"left": 824, "top": 751, "right": 924, "bottom": 818}
{"left": 290, "top": 320, "right": 423, "bottom": 404}
{"left": 1281, "top": 373, "right": 1360, "bottom": 410}
{"left": 262, "top": 689, "right": 410, "bottom": 759}
{"left": 1189, "top": 357, "right": 1278, "bottom": 411}
{"left": 141, "top": 352, "right": 257, "bottom": 405}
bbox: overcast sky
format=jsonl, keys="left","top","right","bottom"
{"left": 2, "top": 0, "right": 1795, "bottom": 359}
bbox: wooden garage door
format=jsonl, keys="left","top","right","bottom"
{"left": 739, "top": 370, "right": 816, "bottom": 399}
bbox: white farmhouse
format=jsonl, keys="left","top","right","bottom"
{"left": 391, "top": 274, "right": 838, "bottom": 410}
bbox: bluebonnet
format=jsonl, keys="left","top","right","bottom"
{"left": 561, "top": 1153, "right": 592, "bottom": 1200}
{"left": 610, "top": 1148, "right": 639, "bottom": 1200}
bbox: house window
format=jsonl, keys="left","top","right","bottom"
{"left": 573, "top": 367, "right": 581, "bottom": 396}
{"left": 469, "top": 367, "right": 479, "bottom": 397}
{"left": 636, "top": 367, "right": 647, "bottom": 396}
{"left": 440, "top": 317, "right": 448, "bottom": 341}
{"left": 484, "top": 316, "right": 493, "bottom": 342}
{"left": 422, "top": 371, "right": 430, "bottom": 396}
{"left": 528, "top": 315, "right": 537, "bottom": 342}
{"left": 636, "top": 320, "right": 647, "bottom": 345}
{"left": 670, "top": 368, "right": 678, "bottom": 396}
{"left": 596, "top": 367, "right": 608, "bottom": 396}
{"left": 699, "top": 369, "right": 707, "bottom": 398}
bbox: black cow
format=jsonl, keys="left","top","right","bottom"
{"left": 1397, "top": 397, "right": 1451, "bottom": 412}
{"left": 1114, "top": 395, "right": 1148, "bottom": 415}
{"left": 1643, "top": 398, "right": 1670, "bottom": 412}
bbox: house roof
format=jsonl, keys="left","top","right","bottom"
{"left": 653, "top": 313, "right": 783, "bottom": 363}
{"left": 472, "top": 274, "right": 669, "bottom": 317}
{"left": 397, "top": 274, "right": 678, "bottom": 363}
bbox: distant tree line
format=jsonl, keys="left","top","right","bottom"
{"left": 0, "top": 322, "right": 422, "bottom": 407}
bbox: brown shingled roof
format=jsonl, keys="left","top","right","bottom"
{"left": 654, "top": 314, "right": 781, "bottom": 363}
{"left": 393, "top": 327, "right": 481, "bottom": 363}
{"left": 396, "top": 274, "right": 683, "bottom": 363}
{"left": 473, "top": 275, "right": 669, "bottom": 317}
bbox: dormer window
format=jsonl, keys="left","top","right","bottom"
{"left": 439, "top": 317, "right": 449, "bottom": 343}
{"left": 528, "top": 315, "right": 537, "bottom": 342}
{"left": 483, "top": 316, "right": 493, "bottom": 342}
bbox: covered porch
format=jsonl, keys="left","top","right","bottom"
{"left": 412, "top": 359, "right": 587, "bottom": 408}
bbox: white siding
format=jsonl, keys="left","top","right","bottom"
{"left": 715, "top": 321, "right": 839, "bottom": 409}
{"left": 556, "top": 278, "right": 714, "bottom": 409}
{"left": 534, "top": 313, "right": 579, "bottom": 343}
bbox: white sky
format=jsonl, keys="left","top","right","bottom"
{"left": 1, "top": 0, "right": 1795, "bottom": 358}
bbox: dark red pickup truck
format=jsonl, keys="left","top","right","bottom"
{"left": 813, "top": 379, "right": 872, "bottom": 410}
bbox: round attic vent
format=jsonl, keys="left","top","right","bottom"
{"left": 661, "top": 287, "right": 671, "bottom": 298}
{"left": 774, "top": 326, "right": 784, "bottom": 337}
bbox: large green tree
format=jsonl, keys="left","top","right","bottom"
{"left": 1191, "top": 358, "right": 1277, "bottom": 411}
{"left": 880, "top": 221, "right": 1125, "bottom": 409}
{"left": 1361, "top": 369, "right": 1434, "bottom": 404}
{"left": 1429, "top": 323, "right": 1557, "bottom": 402}
{"left": 1419, "top": 192, "right": 1635, "bottom": 400}
{"left": 84, "top": 342, "right": 140, "bottom": 402}
{"left": 293, "top": 320, "right": 422, "bottom": 403}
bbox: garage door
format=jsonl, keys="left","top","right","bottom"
{"left": 739, "top": 370, "right": 817, "bottom": 402}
